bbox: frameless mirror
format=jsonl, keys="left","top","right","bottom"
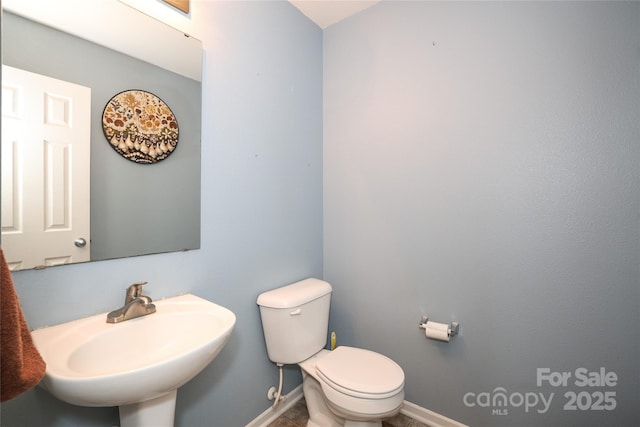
{"left": 1, "top": 0, "right": 202, "bottom": 271}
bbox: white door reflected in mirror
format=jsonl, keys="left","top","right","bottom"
{"left": 1, "top": 65, "right": 91, "bottom": 271}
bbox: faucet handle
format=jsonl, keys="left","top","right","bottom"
{"left": 126, "top": 281, "right": 148, "bottom": 303}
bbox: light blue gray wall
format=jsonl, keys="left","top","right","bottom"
{"left": 1, "top": 2, "right": 322, "bottom": 426}
{"left": 324, "top": 2, "right": 639, "bottom": 426}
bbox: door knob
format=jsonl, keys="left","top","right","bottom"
{"left": 74, "top": 237, "right": 87, "bottom": 248}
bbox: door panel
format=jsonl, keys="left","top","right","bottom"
{"left": 1, "top": 65, "right": 91, "bottom": 270}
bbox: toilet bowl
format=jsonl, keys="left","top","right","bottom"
{"left": 300, "top": 347, "right": 405, "bottom": 427}
{"left": 257, "top": 278, "right": 406, "bottom": 427}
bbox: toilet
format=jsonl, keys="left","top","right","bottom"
{"left": 257, "top": 278, "right": 405, "bottom": 427}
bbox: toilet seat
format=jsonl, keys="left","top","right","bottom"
{"left": 316, "top": 346, "right": 404, "bottom": 399}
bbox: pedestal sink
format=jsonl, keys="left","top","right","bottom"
{"left": 31, "top": 294, "right": 236, "bottom": 427}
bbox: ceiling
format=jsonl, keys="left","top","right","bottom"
{"left": 288, "top": 0, "right": 380, "bottom": 29}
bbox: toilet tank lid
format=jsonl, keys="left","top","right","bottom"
{"left": 257, "top": 278, "right": 332, "bottom": 308}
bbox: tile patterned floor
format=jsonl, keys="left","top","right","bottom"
{"left": 267, "top": 398, "right": 428, "bottom": 427}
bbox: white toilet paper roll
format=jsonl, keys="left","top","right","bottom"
{"left": 425, "top": 321, "right": 450, "bottom": 342}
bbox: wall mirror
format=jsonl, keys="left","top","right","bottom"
{"left": 1, "top": 0, "right": 202, "bottom": 271}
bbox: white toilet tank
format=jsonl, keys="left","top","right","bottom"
{"left": 257, "top": 278, "right": 332, "bottom": 364}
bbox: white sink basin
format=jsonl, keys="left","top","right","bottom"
{"left": 31, "top": 293, "right": 235, "bottom": 411}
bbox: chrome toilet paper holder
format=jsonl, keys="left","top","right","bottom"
{"left": 418, "top": 315, "right": 459, "bottom": 337}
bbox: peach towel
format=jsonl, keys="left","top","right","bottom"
{"left": 0, "top": 248, "right": 46, "bottom": 402}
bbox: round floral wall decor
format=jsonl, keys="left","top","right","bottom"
{"left": 102, "top": 90, "right": 179, "bottom": 164}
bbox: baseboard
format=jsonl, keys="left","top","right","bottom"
{"left": 245, "top": 384, "right": 304, "bottom": 427}
{"left": 246, "top": 386, "right": 467, "bottom": 427}
{"left": 400, "top": 400, "right": 468, "bottom": 427}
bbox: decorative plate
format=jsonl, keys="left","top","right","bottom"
{"left": 102, "top": 90, "right": 179, "bottom": 164}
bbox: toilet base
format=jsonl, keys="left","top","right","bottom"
{"left": 303, "top": 369, "right": 343, "bottom": 427}
{"left": 301, "top": 367, "right": 397, "bottom": 427}
{"left": 344, "top": 422, "right": 381, "bottom": 427}
{"left": 307, "top": 421, "right": 380, "bottom": 427}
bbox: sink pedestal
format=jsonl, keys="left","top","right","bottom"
{"left": 119, "top": 390, "right": 177, "bottom": 427}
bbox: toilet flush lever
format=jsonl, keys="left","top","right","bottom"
{"left": 290, "top": 308, "right": 302, "bottom": 316}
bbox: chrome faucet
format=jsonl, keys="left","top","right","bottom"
{"left": 106, "top": 282, "right": 156, "bottom": 323}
